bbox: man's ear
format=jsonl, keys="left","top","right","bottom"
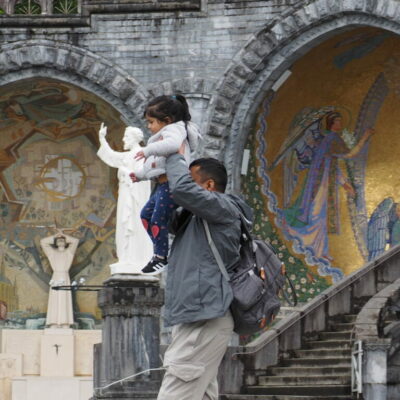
{"left": 206, "top": 179, "right": 216, "bottom": 192}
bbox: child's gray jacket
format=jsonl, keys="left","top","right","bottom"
{"left": 135, "top": 121, "right": 200, "bottom": 180}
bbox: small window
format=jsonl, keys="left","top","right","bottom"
{"left": 53, "top": 0, "right": 78, "bottom": 14}
{"left": 14, "top": 0, "right": 41, "bottom": 15}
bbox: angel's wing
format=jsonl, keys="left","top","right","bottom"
{"left": 367, "top": 197, "right": 395, "bottom": 261}
{"left": 347, "top": 73, "right": 389, "bottom": 260}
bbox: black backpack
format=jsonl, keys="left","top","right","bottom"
{"left": 203, "top": 215, "right": 297, "bottom": 335}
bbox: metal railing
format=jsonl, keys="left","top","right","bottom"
{"left": 351, "top": 340, "right": 363, "bottom": 396}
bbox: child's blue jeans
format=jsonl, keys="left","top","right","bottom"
{"left": 140, "top": 182, "right": 175, "bottom": 258}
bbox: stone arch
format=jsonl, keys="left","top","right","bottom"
{"left": 0, "top": 39, "right": 150, "bottom": 127}
{"left": 206, "top": 0, "right": 400, "bottom": 192}
{"left": 148, "top": 77, "right": 217, "bottom": 152}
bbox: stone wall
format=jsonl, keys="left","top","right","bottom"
{"left": 0, "top": 0, "right": 298, "bottom": 154}
{"left": 1, "top": 0, "right": 399, "bottom": 176}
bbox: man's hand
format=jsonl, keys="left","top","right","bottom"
{"left": 99, "top": 122, "right": 107, "bottom": 139}
{"left": 129, "top": 172, "right": 139, "bottom": 183}
{"left": 135, "top": 151, "right": 145, "bottom": 160}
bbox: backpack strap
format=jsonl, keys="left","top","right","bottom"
{"left": 238, "top": 213, "right": 252, "bottom": 242}
{"left": 202, "top": 219, "right": 231, "bottom": 282}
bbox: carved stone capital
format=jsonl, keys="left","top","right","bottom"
{"left": 364, "top": 339, "right": 392, "bottom": 352}
{"left": 98, "top": 279, "right": 164, "bottom": 318}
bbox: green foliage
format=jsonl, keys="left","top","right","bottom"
{"left": 14, "top": 0, "right": 41, "bottom": 14}
{"left": 53, "top": 0, "right": 78, "bottom": 14}
{"left": 0, "top": 8, "right": 4, "bottom": 15}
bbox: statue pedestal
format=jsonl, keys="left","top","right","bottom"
{"left": 92, "top": 274, "right": 163, "bottom": 400}
{"left": 40, "top": 328, "right": 74, "bottom": 377}
{"left": 110, "top": 262, "right": 143, "bottom": 275}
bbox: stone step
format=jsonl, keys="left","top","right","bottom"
{"left": 341, "top": 314, "right": 357, "bottom": 323}
{"left": 221, "top": 395, "right": 353, "bottom": 400}
{"left": 281, "top": 357, "right": 351, "bottom": 368}
{"left": 294, "top": 348, "right": 351, "bottom": 358}
{"left": 246, "top": 384, "right": 351, "bottom": 396}
{"left": 259, "top": 374, "right": 351, "bottom": 386}
{"left": 304, "top": 339, "right": 351, "bottom": 349}
{"left": 319, "top": 331, "right": 353, "bottom": 340}
{"left": 327, "top": 322, "right": 355, "bottom": 332}
{"left": 268, "top": 366, "right": 351, "bottom": 376}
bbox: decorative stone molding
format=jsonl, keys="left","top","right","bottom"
{"left": 0, "top": 39, "right": 151, "bottom": 127}
{"left": 364, "top": 340, "right": 392, "bottom": 352}
{"left": 81, "top": 0, "right": 201, "bottom": 15}
{"left": 148, "top": 77, "right": 216, "bottom": 99}
{"left": 206, "top": 0, "right": 400, "bottom": 191}
{"left": 98, "top": 285, "right": 164, "bottom": 318}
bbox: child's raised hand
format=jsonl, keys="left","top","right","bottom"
{"left": 135, "top": 151, "right": 145, "bottom": 160}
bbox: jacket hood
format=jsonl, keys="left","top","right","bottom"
{"left": 228, "top": 194, "right": 254, "bottom": 229}
{"left": 183, "top": 121, "right": 201, "bottom": 152}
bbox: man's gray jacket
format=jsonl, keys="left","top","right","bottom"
{"left": 164, "top": 154, "right": 253, "bottom": 327}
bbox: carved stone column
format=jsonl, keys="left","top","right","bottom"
{"left": 0, "top": 0, "right": 17, "bottom": 14}
{"left": 40, "top": 0, "right": 53, "bottom": 15}
{"left": 92, "top": 274, "right": 164, "bottom": 400}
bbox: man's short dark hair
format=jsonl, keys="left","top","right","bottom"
{"left": 189, "top": 158, "right": 227, "bottom": 193}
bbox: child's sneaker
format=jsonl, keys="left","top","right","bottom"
{"left": 141, "top": 256, "right": 168, "bottom": 275}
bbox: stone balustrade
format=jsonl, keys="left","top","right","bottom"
{"left": 0, "top": 0, "right": 79, "bottom": 15}
{"left": 0, "top": 0, "right": 200, "bottom": 16}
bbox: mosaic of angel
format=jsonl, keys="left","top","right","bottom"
{"left": 270, "top": 108, "right": 374, "bottom": 266}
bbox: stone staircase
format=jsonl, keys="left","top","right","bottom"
{"left": 218, "top": 246, "right": 400, "bottom": 400}
{"left": 222, "top": 314, "right": 356, "bottom": 400}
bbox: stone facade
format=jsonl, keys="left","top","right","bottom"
{"left": 1, "top": 0, "right": 400, "bottom": 398}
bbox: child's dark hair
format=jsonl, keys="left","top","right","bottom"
{"left": 189, "top": 158, "right": 227, "bottom": 193}
{"left": 144, "top": 95, "right": 191, "bottom": 124}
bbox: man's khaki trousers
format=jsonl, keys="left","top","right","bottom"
{"left": 157, "top": 311, "right": 234, "bottom": 400}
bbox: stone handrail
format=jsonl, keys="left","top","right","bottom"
{"left": 355, "top": 277, "right": 400, "bottom": 340}
{"left": 219, "top": 244, "right": 400, "bottom": 393}
{"left": 353, "top": 277, "right": 400, "bottom": 400}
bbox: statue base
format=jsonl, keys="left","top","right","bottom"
{"left": 92, "top": 274, "right": 164, "bottom": 400}
{"left": 109, "top": 261, "right": 144, "bottom": 275}
{"left": 40, "top": 328, "right": 74, "bottom": 377}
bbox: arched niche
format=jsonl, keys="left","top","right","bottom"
{"left": 239, "top": 26, "right": 400, "bottom": 301}
{"left": 0, "top": 77, "right": 129, "bottom": 329}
